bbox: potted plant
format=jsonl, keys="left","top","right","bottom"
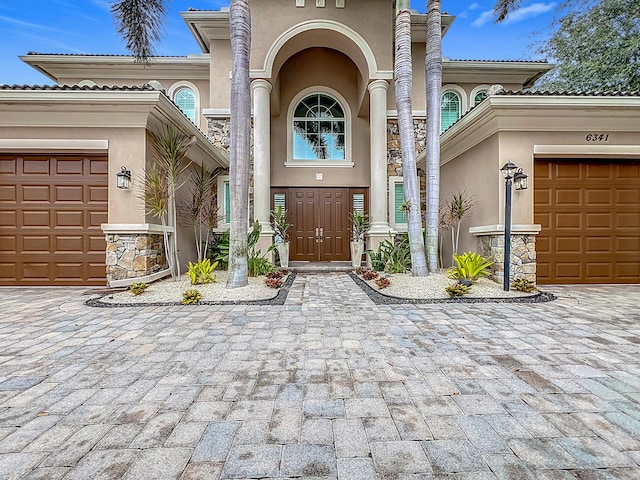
{"left": 349, "top": 210, "right": 369, "bottom": 268}
{"left": 271, "top": 205, "right": 291, "bottom": 268}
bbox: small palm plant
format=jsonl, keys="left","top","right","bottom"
{"left": 448, "top": 252, "right": 493, "bottom": 284}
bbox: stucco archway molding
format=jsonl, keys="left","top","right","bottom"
{"left": 251, "top": 19, "right": 393, "bottom": 82}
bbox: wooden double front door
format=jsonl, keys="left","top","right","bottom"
{"left": 272, "top": 187, "right": 367, "bottom": 262}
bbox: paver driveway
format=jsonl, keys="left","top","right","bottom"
{"left": 1, "top": 274, "right": 639, "bottom": 479}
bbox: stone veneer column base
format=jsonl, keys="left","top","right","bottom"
{"left": 102, "top": 224, "right": 172, "bottom": 287}
{"left": 471, "top": 225, "right": 541, "bottom": 285}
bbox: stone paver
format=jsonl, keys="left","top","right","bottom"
{"left": 0, "top": 279, "right": 639, "bottom": 479}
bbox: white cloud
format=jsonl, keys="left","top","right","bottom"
{"left": 0, "top": 14, "right": 67, "bottom": 34}
{"left": 471, "top": 10, "right": 493, "bottom": 27}
{"left": 469, "top": 3, "right": 482, "bottom": 9}
{"left": 502, "top": 2, "right": 556, "bottom": 24}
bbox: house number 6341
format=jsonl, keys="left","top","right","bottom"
{"left": 585, "top": 133, "right": 609, "bottom": 141}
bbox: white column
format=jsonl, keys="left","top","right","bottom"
{"left": 367, "top": 79, "right": 391, "bottom": 246}
{"left": 251, "top": 79, "right": 273, "bottom": 236}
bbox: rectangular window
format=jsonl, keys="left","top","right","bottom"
{"left": 274, "top": 193, "right": 286, "bottom": 209}
{"left": 352, "top": 193, "right": 365, "bottom": 214}
{"left": 224, "top": 181, "right": 230, "bottom": 224}
{"left": 394, "top": 183, "right": 407, "bottom": 224}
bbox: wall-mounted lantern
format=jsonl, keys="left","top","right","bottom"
{"left": 116, "top": 166, "right": 131, "bottom": 190}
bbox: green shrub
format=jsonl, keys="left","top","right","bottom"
{"left": 366, "top": 233, "right": 411, "bottom": 273}
{"left": 182, "top": 289, "right": 201, "bottom": 305}
{"left": 248, "top": 221, "right": 276, "bottom": 277}
{"left": 448, "top": 251, "right": 493, "bottom": 284}
{"left": 209, "top": 231, "right": 229, "bottom": 270}
{"left": 129, "top": 282, "right": 148, "bottom": 295}
{"left": 512, "top": 278, "right": 538, "bottom": 293}
{"left": 187, "top": 259, "right": 218, "bottom": 285}
{"left": 445, "top": 282, "right": 470, "bottom": 297}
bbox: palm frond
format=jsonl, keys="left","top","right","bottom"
{"left": 111, "top": 0, "right": 168, "bottom": 62}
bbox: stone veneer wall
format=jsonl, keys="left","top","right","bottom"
{"left": 387, "top": 118, "right": 426, "bottom": 177}
{"left": 477, "top": 234, "right": 537, "bottom": 284}
{"left": 105, "top": 234, "right": 167, "bottom": 283}
{"left": 207, "top": 117, "right": 254, "bottom": 222}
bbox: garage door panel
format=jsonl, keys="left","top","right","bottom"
{"left": 616, "top": 213, "right": 639, "bottom": 228}
{"left": 54, "top": 236, "right": 84, "bottom": 254}
{"left": 89, "top": 185, "right": 108, "bottom": 203}
{"left": 55, "top": 185, "right": 84, "bottom": 203}
{"left": 89, "top": 210, "right": 108, "bottom": 227}
{"left": 0, "top": 158, "right": 17, "bottom": 174}
{"left": 0, "top": 235, "right": 17, "bottom": 253}
{"left": 555, "top": 262, "right": 582, "bottom": 279}
{"left": 617, "top": 263, "right": 640, "bottom": 278}
{"left": 0, "top": 153, "right": 107, "bottom": 285}
{"left": 23, "top": 210, "right": 50, "bottom": 227}
{"left": 23, "top": 158, "right": 51, "bottom": 175}
{"left": 585, "top": 213, "right": 612, "bottom": 229}
{"left": 585, "top": 163, "right": 613, "bottom": 179}
{"left": 90, "top": 159, "right": 109, "bottom": 174}
{"left": 0, "top": 185, "right": 17, "bottom": 202}
{"left": 618, "top": 237, "right": 639, "bottom": 253}
{"left": 535, "top": 158, "right": 640, "bottom": 284}
{"left": 555, "top": 189, "right": 581, "bottom": 205}
{"left": 556, "top": 213, "right": 581, "bottom": 229}
{"left": 22, "top": 185, "right": 51, "bottom": 203}
{"left": 586, "top": 237, "right": 612, "bottom": 253}
{"left": 617, "top": 189, "right": 639, "bottom": 204}
{"left": 585, "top": 189, "right": 612, "bottom": 205}
{"left": 555, "top": 163, "right": 581, "bottom": 179}
{"left": 23, "top": 235, "right": 51, "bottom": 253}
{"left": 555, "top": 237, "right": 581, "bottom": 254}
{"left": 56, "top": 158, "right": 84, "bottom": 175}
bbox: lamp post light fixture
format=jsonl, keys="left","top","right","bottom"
{"left": 500, "top": 161, "right": 528, "bottom": 291}
{"left": 116, "top": 166, "right": 131, "bottom": 190}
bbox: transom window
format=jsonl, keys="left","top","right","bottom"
{"left": 293, "top": 94, "right": 345, "bottom": 161}
{"left": 441, "top": 91, "right": 461, "bottom": 132}
{"left": 174, "top": 87, "right": 197, "bottom": 124}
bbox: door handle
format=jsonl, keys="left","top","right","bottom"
{"left": 319, "top": 227, "right": 323, "bottom": 242}
{"left": 315, "top": 227, "right": 319, "bottom": 243}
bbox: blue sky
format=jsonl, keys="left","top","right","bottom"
{"left": 0, "top": 1, "right": 557, "bottom": 85}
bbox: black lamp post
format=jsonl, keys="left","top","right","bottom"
{"left": 500, "top": 162, "right": 528, "bottom": 291}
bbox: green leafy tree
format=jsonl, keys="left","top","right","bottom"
{"left": 535, "top": 0, "right": 640, "bottom": 91}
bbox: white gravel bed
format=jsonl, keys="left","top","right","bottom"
{"left": 362, "top": 271, "right": 532, "bottom": 299}
{"left": 100, "top": 270, "right": 280, "bottom": 304}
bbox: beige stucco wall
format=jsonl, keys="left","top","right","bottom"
{"left": 270, "top": 47, "right": 370, "bottom": 187}
{"left": 250, "top": 0, "right": 393, "bottom": 76}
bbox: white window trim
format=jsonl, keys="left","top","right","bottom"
{"left": 214, "top": 175, "right": 230, "bottom": 232}
{"left": 168, "top": 81, "right": 200, "bottom": 127}
{"left": 285, "top": 86, "right": 353, "bottom": 168}
{"left": 389, "top": 175, "right": 407, "bottom": 232}
{"left": 442, "top": 84, "right": 468, "bottom": 113}
{"left": 470, "top": 84, "right": 491, "bottom": 106}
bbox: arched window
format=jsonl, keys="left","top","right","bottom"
{"left": 474, "top": 91, "right": 488, "bottom": 106}
{"left": 174, "top": 87, "right": 197, "bottom": 124}
{"left": 441, "top": 91, "right": 461, "bottom": 132}
{"left": 292, "top": 93, "right": 345, "bottom": 161}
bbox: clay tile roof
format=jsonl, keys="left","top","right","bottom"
{"left": 497, "top": 89, "right": 640, "bottom": 97}
{"left": 26, "top": 52, "right": 188, "bottom": 58}
{"left": 0, "top": 84, "right": 158, "bottom": 91}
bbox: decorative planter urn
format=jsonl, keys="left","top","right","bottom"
{"left": 276, "top": 241, "right": 290, "bottom": 268}
{"left": 350, "top": 240, "right": 364, "bottom": 268}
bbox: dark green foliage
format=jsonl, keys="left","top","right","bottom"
{"left": 209, "top": 231, "right": 230, "bottom": 270}
{"left": 247, "top": 221, "right": 276, "bottom": 277}
{"left": 535, "top": 0, "right": 640, "bottom": 92}
{"left": 366, "top": 234, "right": 412, "bottom": 273}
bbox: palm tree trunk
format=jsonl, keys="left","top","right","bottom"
{"left": 425, "top": 0, "right": 442, "bottom": 272}
{"left": 395, "top": 2, "right": 428, "bottom": 276}
{"left": 226, "top": 0, "right": 251, "bottom": 289}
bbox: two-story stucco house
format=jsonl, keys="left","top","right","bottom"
{"left": 1, "top": 0, "right": 638, "bottom": 287}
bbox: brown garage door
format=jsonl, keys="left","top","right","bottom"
{"left": 534, "top": 159, "right": 640, "bottom": 284}
{"left": 0, "top": 154, "right": 108, "bottom": 286}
